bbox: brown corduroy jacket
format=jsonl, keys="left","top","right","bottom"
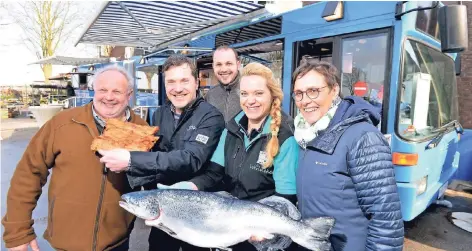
{"left": 2, "top": 102, "right": 147, "bottom": 251}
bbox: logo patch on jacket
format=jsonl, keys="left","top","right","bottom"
{"left": 257, "top": 151, "right": 268, "bottom": 165}
{"left": 195, "top": 134, "right": 209, "bottom": 144}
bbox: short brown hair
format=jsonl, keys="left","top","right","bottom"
{"left": 162, "top": 55, "right": 197, "bottom": 78}
{"left": 213, "top": 46, "right": 239, "bottom": 61}
{"left": 292, "top": 60, "right": 340, "bottom": 90}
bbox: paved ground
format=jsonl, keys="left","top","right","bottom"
{"left": 1, "top": 118, "right": 471, "bottom": 251}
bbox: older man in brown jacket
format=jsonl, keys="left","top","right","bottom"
{"left": 2, "top": 66, "right": 147, "bottom": 251}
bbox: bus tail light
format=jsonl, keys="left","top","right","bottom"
{"left": 392, "top": 152, "right": 418, "bottom": 166}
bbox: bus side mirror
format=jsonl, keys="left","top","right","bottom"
{"left": 438, "top": 5, "right": 468, "bottom": 53}
{"left": 455, "top": 53, "right": 461, "bottom": 76}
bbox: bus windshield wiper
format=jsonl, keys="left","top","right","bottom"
{"left": 426, "top": 120, "right": 463, "bottom": 150}
{"left": 429, "top": 120, "right": 458, "bottom": 134}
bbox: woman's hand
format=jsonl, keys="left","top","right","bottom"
{"left": 249, "top": 235, "right": 267, "bottom": 242}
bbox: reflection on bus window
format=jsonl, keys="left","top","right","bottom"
{"left": 298, "top": 41, "right": 333, "bottom": 64}
{"left": 397, "top": 40, "right": 459, "bottom": 141}
{"left": 291, "top": 39, "right": 334, "bottom": 117}
{"left": 238, "top": 40, "right": 284, "bottom": 86}
{"left": 240, "top": 51, "right": 284, "bottom": 84}
{"left": 340, "top": 33, "right": 388, "bottom": 107}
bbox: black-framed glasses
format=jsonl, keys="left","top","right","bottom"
{"left": 291, "top": 86, "right": 328, "bottom": 101}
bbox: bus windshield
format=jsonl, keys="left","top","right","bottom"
{"left": 397, "top": 40, "right": 459, "bottom": 141}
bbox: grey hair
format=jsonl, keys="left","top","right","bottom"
{"left": 92, "top": 65, "right": 134, "bottom": 90}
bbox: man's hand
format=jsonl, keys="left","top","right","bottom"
{"left": 98, "top": 149, "right": 131, "bottom": 173}
{"left": 249, "top": 235, "right": 266, "bottom": 242}
{"left": 9, "top": 239, "right": 40, "bottom": 251}
{"left": 157, "top": 182, "right": 198, "bottom": 190}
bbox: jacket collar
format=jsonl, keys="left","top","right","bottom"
{"left": 307, "top": 97, "right": 380, "bottom": 154}
{"left": 227, "top": 111, "right": 272, "bottom": 136}
{"left": 308, "top": 112, "right": 372, "bottom": 154}
{"left": 92, "top": 104, "right": 131, "bottom": 128}
{"left": 218, "top": 74, "right": 240, "bottom": 91}
{"left": 72, "top": 102, "right": 140, "bottom": 138}
{"left": 164, "top": 94, "right": 204, "bottom": 114}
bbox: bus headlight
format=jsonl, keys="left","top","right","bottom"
{"left": 415, "top": 176, "right": 428, "bottom": 196}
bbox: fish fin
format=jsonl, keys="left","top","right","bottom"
{"left": 258, "top": 196, "right": 301, "bottom": 220}
{"left": 301, "top": 217, "right": 335, "bottom": 240}
{"left": 156, "top": 223, "right": 177, "bottom": 236}
{"left": 291, "top": 217, "right": 335, "bottom": 251}
{"left": 144, "top": 220, "right": 177, "bottom": 236}
{"left": 214, "top": 191, "right": 237, "bottom": 199}
{"left": 249, "top": 233, "right": 292, "bottom": 251}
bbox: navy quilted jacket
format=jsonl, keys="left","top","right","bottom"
{"left": 296, "top": 96, "right": 404, "bottom": 251}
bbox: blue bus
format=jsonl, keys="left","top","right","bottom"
{"left": 181, "top": 1, "right": 467, "bottom": 221}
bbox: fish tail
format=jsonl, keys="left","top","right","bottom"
{"left": 291, "top": 217, "right": 335, "bottom": 251}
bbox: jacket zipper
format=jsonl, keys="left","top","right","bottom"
{"left": 72, "top": 119, "right": 107, "bottom": 251}
{"left": 92, "top": 174, "right": 107, "bottom": 251}
{"left": 232, "top": 146, "right": 240, "bottom": 159}
{"left": 171, "top": 105, "right": 197, "bottom": 138}
{"left": 49, "top": 197, "right": 56, "bottom": 238}
{"left": 299, "top": 157, "right": 305, "bottom": 216}
{"left": 225, "top": 89, "right": 230, "bottom": 119}
{"left": 234, "top": 133, "right": 264, "bottom": 191}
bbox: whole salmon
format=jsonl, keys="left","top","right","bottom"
{"left": 120, "top": 189, "right": 334, "bottom": 251}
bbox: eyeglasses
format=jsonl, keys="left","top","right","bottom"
{"left": 292, "top": 86, "right": 328, "bottom": 101}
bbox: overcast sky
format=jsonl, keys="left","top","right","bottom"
{"left": 0, "top": 1, "right": 103, "bottom": 86}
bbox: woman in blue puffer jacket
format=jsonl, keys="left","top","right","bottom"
{"left": 291, "top": 60, "right": 404, "bottom": 251}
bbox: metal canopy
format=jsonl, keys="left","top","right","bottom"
{"left": 30, "top": 55, "right": 111, "bottom": 66}
{"left": 75, "top": 1, "right": 266, "bottom": 48}
{"left": 144, "top": 46, "right": 214, "bottom": 58}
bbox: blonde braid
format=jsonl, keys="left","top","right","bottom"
{"left": 263, "top": 98, "right": 282, "bottom": 169}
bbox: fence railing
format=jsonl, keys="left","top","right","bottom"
{"left": 60, "top": 97, "right": 93, "bottom": 108}
{"left": 132, "top": 105, "right": 159, "bottom": 121}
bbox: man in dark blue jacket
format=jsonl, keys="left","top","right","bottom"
{"left": 99, "top": 55, "right": 225, "bottom": 251}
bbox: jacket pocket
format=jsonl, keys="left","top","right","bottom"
{"left": 48, "top": 197, "right": 56, "bottom": 238}
{"left": 99, "top": 202, "right": 135, "bottom": 250}
{"left": 48, "top": 199, "right": 95, "bottom": 250}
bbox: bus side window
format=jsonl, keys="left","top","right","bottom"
{"left": 340, "top": 33, "right": 389, "bottom": 107}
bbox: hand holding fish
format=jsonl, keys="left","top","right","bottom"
{"left": 249, "top": 235, "right": 266, "bottom": 242}
{"left": 98, "top": 149, "right": 130, "bottom": 173}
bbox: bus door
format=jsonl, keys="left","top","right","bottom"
{"left": 291, "top": 37, "right": 335, "bottom": 116}
{"left": 291, "top": 30, "right": 391, "bottom": 133}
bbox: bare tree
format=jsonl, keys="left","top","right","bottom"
{"left": 101, "top": 45, "right": 116, "bottom": 57}
{"left": 6, "top": 1, "right": 80, "bottom": 84}
{"left": 144, "top": 72, "right": 155, "bottom": 89}
{"left": 341, "top": 67, "right": 362, "bottom": 96}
